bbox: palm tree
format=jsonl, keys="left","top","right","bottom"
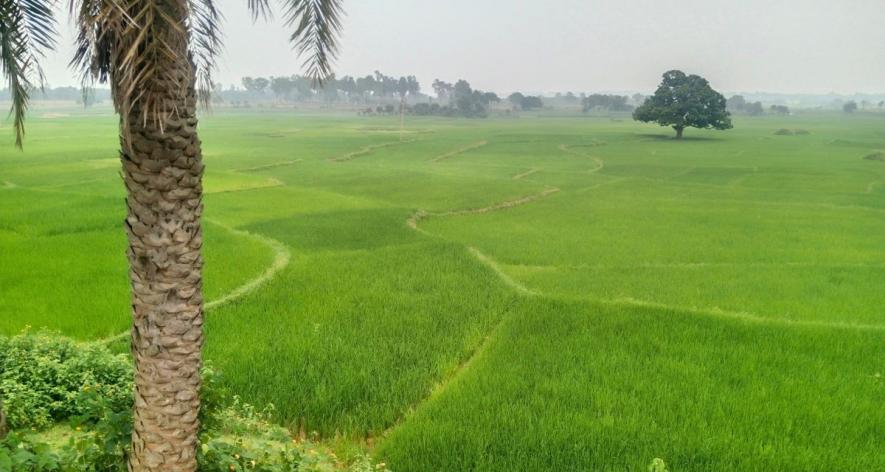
{"left": 1, "top": 1, "right": 343, "bottom": 469}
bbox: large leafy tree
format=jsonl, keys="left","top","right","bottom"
{"left": 633, "top": 70, "right": 732, "bottom": 139}
{"left": 1, "top": 0, "right": 343, "bottom": 469}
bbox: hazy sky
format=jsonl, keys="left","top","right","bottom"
{"left": 41, "top": 0, "right": 885, "bottom": 95}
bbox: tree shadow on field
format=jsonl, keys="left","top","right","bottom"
{"left": 633, "top": 133, "right": 723, "bottom": 142}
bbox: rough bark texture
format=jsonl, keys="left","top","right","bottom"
{"left": 123, "top": 63, "right": 204, "bottom": 472}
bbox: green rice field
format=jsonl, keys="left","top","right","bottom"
{"left": 1, "top": 108, "right": 883, "bottom": 470}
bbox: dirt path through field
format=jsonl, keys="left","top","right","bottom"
{"left": 557, "top": 144, "right": 605, "bottom": 173}
{"left": 512, "top": 168, "right": 540, "bottom": 180}
{"left": 431, "top": 140, "right": 488, "bottom": 162}
{"left": 237, "top": 159, "right": 302, "bottom": 172}
{"left": 330, "top": 139, "right": 416, "bottom": 162}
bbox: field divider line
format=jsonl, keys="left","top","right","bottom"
{"left": 467, "top": 248, "right": 885, "bottom": 332}
{"left": 509, "top": 260, "right": 885, "bottom": 270}
{"left": 374, "top": 296, "right": 517, "bottom": 447}
{"left": 407, "top": 187, "right": 561, "bottom": 232}
{"left": 236, "top": 159, "right": 303, "bottom": 173}
{"left": 597, "top": 296, "right": 885, "bottom": 332}
{"left": 467, "top": 247, "right": 537, "bottom": 295}
{"left": 430, "top": 140, "right": 488, "bottom": 162}
{"left": 328, "top": 138, "right": 418, "bottom": 162}
{"left": 92, "top": 220, "right": 291, "bottom": 346}
{"left": 512, "top": 168, "right": 540, "bottom": 180}
{"left": 557, "top": 144, "right": 604, "bottom": 173}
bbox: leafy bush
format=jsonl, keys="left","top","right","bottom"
{"left": 0, "top": 331, "right": 387, "bottom": 471}
{"left": 0, "top": 330, "right": 132, "bottom": 429}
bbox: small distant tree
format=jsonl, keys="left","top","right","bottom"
{"left": 432, "top": 79, "right": 454, "bottom": 103}
{"left": 878, "top": 100, "right": 884, "bottom": 108}
{"left": 745, "top": 101, "right": 764, "bottom": 116}
{"left": 769, "top": 105, "right": 790, "bottom": 115}
{"left": 523, "top": 95, "right": 543, "bottom": 109}
{"left": 253, "top": 77, "right": 270, "bottom": 95}
{"left": 582, "top": 94, "right": 631, "bottom": 112}
{"left": 509, "top": 93, "right": 543, "bottom": 110}
{"left": 726, "top": 95, "right": 747, "bottom": 112}
{"left": 508, "top": 92, "right": 525, "bottom": 110}
{"left": 633, "top": 70, "right": 732, "bottom": 138}
{"left": 843, "top": 101, "right": 858, "bottom": 113}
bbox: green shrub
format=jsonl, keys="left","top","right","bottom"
{"left": 0, "top": 332, "right": 387, "bottom": 471}
{"left": 864, "top": 151, "right": 885, "bottom": 161}
{"left": 0, "top": 330, "right": 132, "bottom": 430}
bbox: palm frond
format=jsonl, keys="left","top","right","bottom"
{"left": 247, "top": 0, "right": 343, "bottom": 84}
{"left": 71, "top": 0, "right": 198, "bottom": 136}
{"left": 186, "top": 0, "right": 223, "bottom": 106}
{"left": 246, "top": 0, "right": 271, "bottom": 21}
{"left": 0, "top": 0, "right": 58, "bottom": 148}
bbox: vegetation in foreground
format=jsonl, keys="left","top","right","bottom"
{"left": 0, "top": 330, "right": 384, "bottom": 471}
{"left": 1, "top": 110, "right": 884, "bottom": 470}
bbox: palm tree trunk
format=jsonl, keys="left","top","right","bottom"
{"left": 122, "top": 64, "right": 204, "bottom": 472}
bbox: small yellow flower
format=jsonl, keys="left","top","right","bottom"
{"left": 234, "top": 454, "right": 240, "bottom": 459}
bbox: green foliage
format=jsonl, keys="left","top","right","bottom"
{"left": 0, "top": 334, "right": 385, "bottom": 471}
{"left": 582, "top": 94, "right": 632, "bottom": 112}
{"left": 633, "top": 70, "right": 732, "bottom": 137}
{"left": 0, "top": 433, "right": 61, "bottom": 471}
{"left": 648, "top": 458, "right": 670, "bottom": 472}
{"left": 508, "top": 92, "right": 543, "bottom": 110}
{"left": 0, "top": 330, "right": 132, "bottom": 430}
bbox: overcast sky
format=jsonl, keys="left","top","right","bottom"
{"left": 40, "top": 0, "right": 885, "bottom": 95}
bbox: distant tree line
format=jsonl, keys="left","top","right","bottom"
{"left": 727, "top": 95, "right": 790, "bottom": 116}
{"left": 238, "top": 71, "right": 421, "bottom": 104}
{"left": 0, "top": 86, "right": 110, "bottom": 106}
{"left": 507, "top": 92, "right": 544, "bottom": 111}
{"left": 581, "top": 94, "right": 633, "bottom": 112}
{"left": 226, "top": 73, "right": 551, "bottom": 118}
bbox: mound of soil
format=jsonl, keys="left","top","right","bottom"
{"left": 863, "top": 152, "right": 885, "bottom": 161}
{"left": 774, "top": 129, "right": 810, "bottom": 136}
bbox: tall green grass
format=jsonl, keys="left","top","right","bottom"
{"left": 3, "top": 108, "right": 883, "bottom": 469}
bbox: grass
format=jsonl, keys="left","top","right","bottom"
{"left": 2, "top": 106, "right": 883, "bottom": 470}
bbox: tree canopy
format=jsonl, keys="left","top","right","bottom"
{"left": 633, "top": 70, "right": 732, "bottom": 138}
